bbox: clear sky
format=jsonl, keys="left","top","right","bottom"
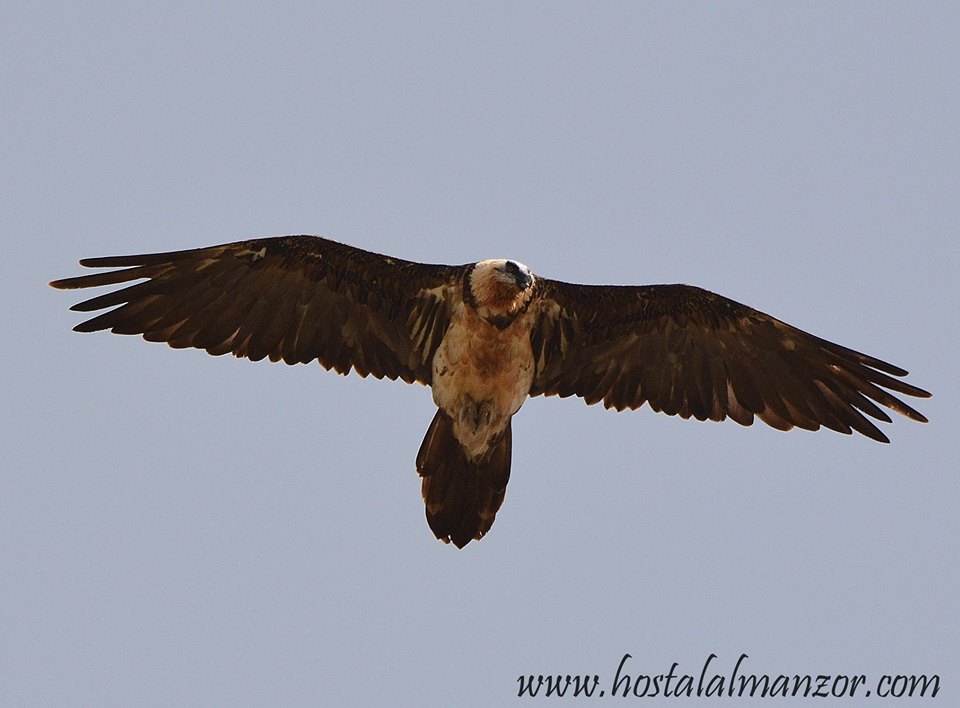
{"left": 3, "top": 2, "right": 957, "bottom": 706}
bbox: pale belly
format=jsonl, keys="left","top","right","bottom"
{"left": 431, "top": 305, "right": 535, "bottom": 461}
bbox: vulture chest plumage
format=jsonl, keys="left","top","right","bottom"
{"left": 431, "top": 299, "right": 535, "bottom": 462}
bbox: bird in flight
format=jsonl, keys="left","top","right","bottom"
{"left": 51, "top": 235, "right": 930, "bottom": 548}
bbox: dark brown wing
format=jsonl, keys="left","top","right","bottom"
{"left": 50, "top": 235, "right": 465, "bottom": 384}
{"left": 529, "top": 280, "right": 930, "bottom": 443}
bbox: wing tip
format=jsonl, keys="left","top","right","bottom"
{"left": 78, "top": 255, "right": 138, "bottom": 268}
{"left": 49, "top": 277, "right": 76, "bottom": 290}
{"left": 910, "top": 386, "right": 933, "bottom": 400}
{"left": 899, "top": 408, "right": 929, "bottom": 424}
{"left": 72, "top": 320, "right": 105, "bottom": 333}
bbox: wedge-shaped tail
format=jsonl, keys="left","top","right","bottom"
{"left": 417, "top": 411, "right": 512, "bottom": 548}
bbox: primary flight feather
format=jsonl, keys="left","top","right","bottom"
{"left": 51, "top": 235, "right": 930, "bottom": 548}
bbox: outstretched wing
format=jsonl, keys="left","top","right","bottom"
{"left": 51, "top": 235, "right": 465, "bottom": 384}
{"left": 529, "top": 280, "right": 930, "bottom": 442}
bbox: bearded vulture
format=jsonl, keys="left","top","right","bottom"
{"left": 50, "top": 236, "right": 930, "bottom": 548}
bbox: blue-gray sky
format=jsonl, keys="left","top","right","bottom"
{"left": 4, "top": 2, "right": 957, "bottom": 705}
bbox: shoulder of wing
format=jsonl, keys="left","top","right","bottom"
{"left": 532, "top": 277, "right": 756, "bottom": 333}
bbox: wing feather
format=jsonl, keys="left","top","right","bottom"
{"left": 530, "top": 280, "right": 930, "bottom": 442}
{"left": 51, "top": 235, "right": 464, "bottom": 384}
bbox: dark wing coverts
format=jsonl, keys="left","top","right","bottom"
{"left": 530, "top": 280, "right": 930, "bottom": 443}
{"left": 50, "top": 236, "right": 462, "bottom": 384}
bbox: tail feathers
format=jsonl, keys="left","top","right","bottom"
{"left": 416, "top": 410, "right": 512, "bottom": 548}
